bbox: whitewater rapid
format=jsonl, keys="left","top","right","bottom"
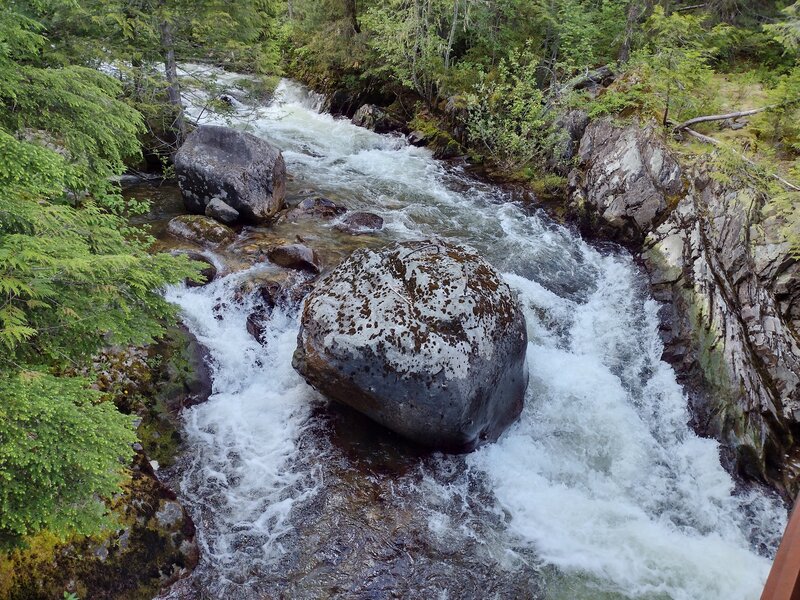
{"left": 160, "top": 67, "right": 786, "bottom": 599}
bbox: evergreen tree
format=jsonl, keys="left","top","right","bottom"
{"left": 0, "top": 5, "right": 198, "bottom": 548}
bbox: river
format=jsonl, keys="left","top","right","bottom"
{"left": 155, "top": 66, "right": 787, "bottom": 600}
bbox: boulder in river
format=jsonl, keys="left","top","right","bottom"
{"left": 334, "top": 211, "right": 384, "bottom": 235}
{"left": 175, "top": 125, "right": 286, "bottom": 223}
{"left": 167, "top": 215, "right": 235, "bottom": 248}
{"left": 266, "top": 243, "right": 321, "bottom": 274}
{"left": 292, "top": 239, "right": 528, "bottom": 450}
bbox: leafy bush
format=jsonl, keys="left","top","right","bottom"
{"left": 466, "top": 48, "right": 552, "bottom": 172}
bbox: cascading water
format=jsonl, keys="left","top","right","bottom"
{"left": 157, "top": 67, "right": 787, "bottom": 599}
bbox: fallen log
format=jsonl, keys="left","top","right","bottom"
{"left": 683, "top": 127, "right": 800, "bottom": 192}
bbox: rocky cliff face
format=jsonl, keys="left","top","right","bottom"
{"left": 570, "top": 119, "right": 800, "bottom": 497}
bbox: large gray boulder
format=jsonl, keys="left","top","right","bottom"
{"left": 292, "top": 239, "right": 528, "bottom": 450}
{"left": 175, "top": 125, "right": 286, "bottom": 223}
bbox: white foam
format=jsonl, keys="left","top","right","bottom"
{"left": 165, "top": 266, "right": 321, "bottom": 568}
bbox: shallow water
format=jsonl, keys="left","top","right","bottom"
{"left": 156, "top": 67, "right": 787, "bottom": 599}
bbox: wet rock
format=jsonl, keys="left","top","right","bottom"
{"left": 170, "top": 250, "right": 217, "bottom": 287}
{"left": 205, "top": 197, "right": 240, "bottom": 224}
{"left": 352, "top": 104, "right": 401, "bottom": 134}
{"left": 156, "top": 501, "right": 184, "bottom": 529}
{"left": 407, "top": 130, "right": 428, "bottom": 146}
{"left": 642, "top": 167, "right": 800, "bottom": 495}
{"left": 167, "top": 215, "right": 235, "bottom": 248}
{"left": 568, "top": 116, "right": 800, "bottom": 495}
{"left": 334, "top": 211, "right": 384, "bottom": 235}
{"left": 433, "top": 141, "right": 464, "bottom": 160}
{"left": 245, "top": 280, "right": 282, "bottom": 344}
{"left": 569, "top": 119, "right": 683, "bottom": 245}
{"left": 282, "top": 196, "right": 346, "bottom": 222}
{"left": 293, "top": 239, "right": 528, "bottom": 450}
{"left": 266, "top": 243, "right": 321, "bottom": 274}
{"left": 175, "top": 125, "right": 286, "bottom": 223}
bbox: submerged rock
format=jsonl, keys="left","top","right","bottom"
{"left": 175, "top": 125, "right": 286, "bottom": 223}
{"left": 281, "top": 196, "right": 346, "bottom": 222}
{"left": 266, "top": 243, "right": 321, "bottom": 273}
{"left": 293, "top": 239, "right": 528, "bottom": 450}
{"left": 167, "top": 215, "right": 234, "bottom": 248}
{"left": 334, "top": 211, "right": 384, "bottom": 235}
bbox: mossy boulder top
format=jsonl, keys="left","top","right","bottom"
{"left": 175, "top": 125, "right": 286, "bottom": 223}
{"left": 292, "top": 239, "right": 529, "bottom": 451}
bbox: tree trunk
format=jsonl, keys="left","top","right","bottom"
{"left": 344, "top": 0, "right": 360, "bottom": 34}
{"left": 159, "top": 19, "right": 186, "bottom": 147}
{"left": 445, "top": 0, "right": 460, "bottom": 70}
{"left": 618, "top": 0, "right": 653, "bottom": 64}
{"left": 673, "top": 107, "right": 769, "bottom": 131}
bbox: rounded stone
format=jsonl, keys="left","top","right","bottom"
{"left": 292, "top": 239, "right": 528, "bottom": 451}
{"left": 175, "top": 125, "right": 286, "bottom": 223}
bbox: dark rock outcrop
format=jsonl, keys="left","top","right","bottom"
{"left": 334, "top": 211, "right": 384, "bottom": 235}
{"left": 167, "top": 215, "right": 235, "bottom": 248}
{"left": 175, "top": 125, "right": 286, "bottom": 223}
{"left": 351, "top": 104, "right": 401, "bottom": 134}
{"left": 292, "top": 239, "right": 528, "bottom": 451}
{"left": 550, "top": 110, "right": 589, "bottom": 173}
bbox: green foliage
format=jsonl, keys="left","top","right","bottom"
{"left": 30, "top": 0, "right": 284, "bottom": 155}
{"left": 0, "top": 7, "right": 201, "bottom": 547}
{"left": 765, "top": 1, "right": 800, "bottom": 55}
{"left": 772, "top": 190, "right": 800, "bottom": 258}
{"left": 0, "top": 372, "right": 136, "bottom": 549}
{"left": 752, "top": 66, "right": 800, "bottom": 156}
{"left": 588, "top": 8, "right": 721, "bottom": 125}
{"left": 466, "top": 48, "right": 551, "bottom": 172}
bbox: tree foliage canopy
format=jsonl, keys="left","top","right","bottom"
{"left": 0, "top": 4, "right": 198, "bottom": 547}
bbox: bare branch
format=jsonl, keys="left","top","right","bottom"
{"left": 683, "top": 127, "right": 800, "bottom": 192}
{"left": 672, "top": 107, "right": 769, "bottom": 132}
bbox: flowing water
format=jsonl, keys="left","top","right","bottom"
{"left": 156, "top": 66, "right": 787, "bottom": 599}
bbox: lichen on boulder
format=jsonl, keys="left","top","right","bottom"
{"left": 292, "top": 239, "right": 529, "bottom": 451}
